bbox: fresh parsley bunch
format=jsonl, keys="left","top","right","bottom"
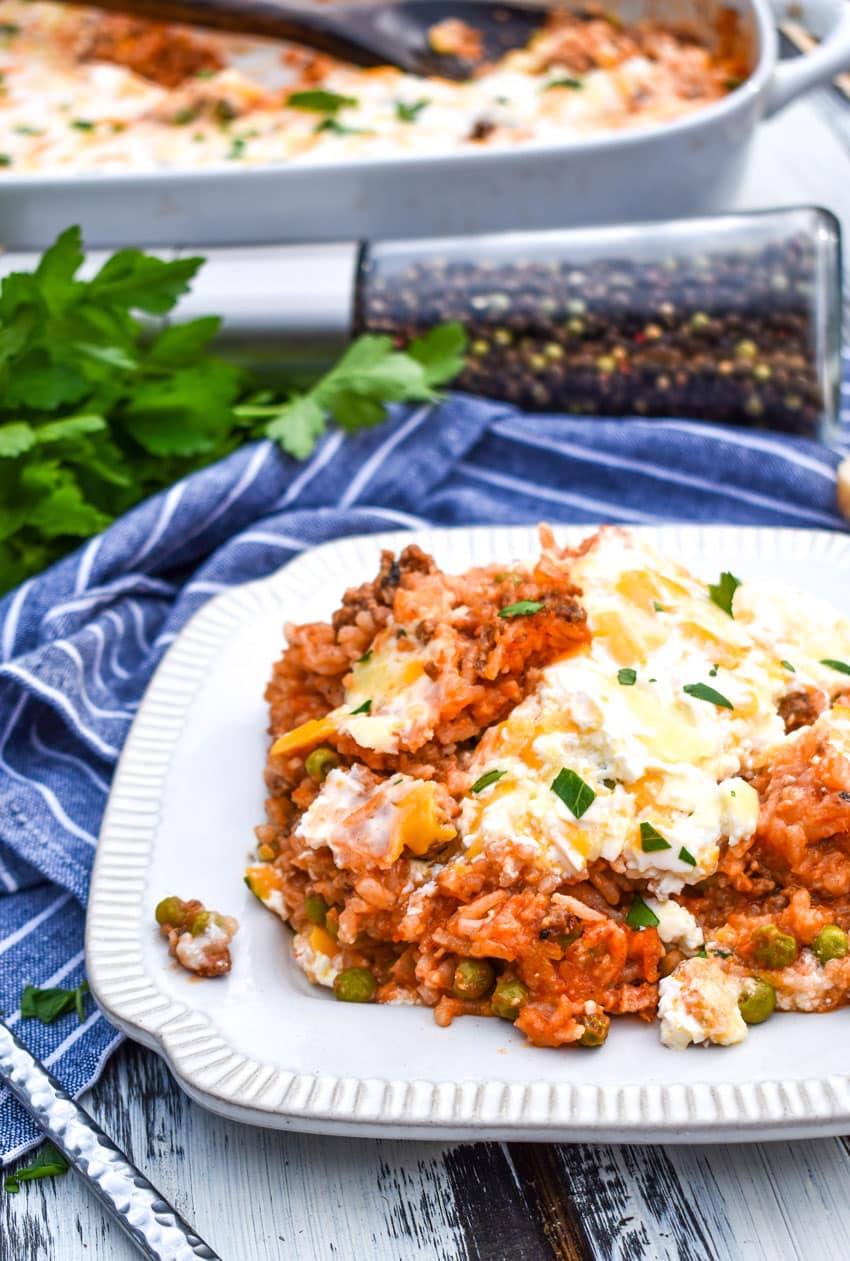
{"left": 0, "top": 227, "right": 466, "bottom": 594}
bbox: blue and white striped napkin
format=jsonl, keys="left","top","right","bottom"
{"left": 1, "top": 373, "right": 848, "bottom": 1164}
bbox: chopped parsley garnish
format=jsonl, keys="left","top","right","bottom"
{"left": 545, "top": 77, "right": 583, "bottom": 90}
{"left": 696, "top": 947, "right": 709, "bottom": 958}
{"left": 471, "top": 769, "right": 506, "bottom": 794}
{"left": 679, "top": 846, "right": 697, "bottom": 867}
{"left": 708, "top": 570, "right": 741, "bottom": 617}
{"left": 551, "top": 768, "right": 596, "bottom": 819}
{"left": 70, "top": 119, "right": 95, "bottom": 131}
{"left": 820, "top": 659, "right": 850, "bottom": 676}
{"left": 287, "top": 89, "right": 358, "bottom": 113}
{"left": 709, "top": 664, "right": 719, "bottom": 677}
{"left": 602, "top": 778, "right": 617, "bottom": 790}
{"left": 712, "top": 948, "right": 731, "bottom": 958}
{"left": 196, "top": 67, "right": 215, "bottom": 79}
{"left": 227, "top": 136, "right": 247, "bottom": 160}
{"left": 4, "top": 1144, "right": 68, "bottom": 1194}
{"left": 653, "top": 601, "right": 666, "bottom": 612}
{"left": 617, "top": 668, "right": 637, "bottom": 686}
{"left": 639, "top": 822, "right": 671, "bottom": 852}
{"left": 0, "top": 21, "right": 20, "bottom": 37}
{"left": 683, "top": 682, "right": 734, "bottom": 710}
{"left": 14, "top": 125, "right": 44, "bottom": 136}
{"left": 20, "top": 981, "right": 89, "bottom": 1024}
{"left": 625, "top": 894, "right": 659, "bottom": 931}
{"left": 0, "top": 154, "right": 10, "bottom": 167}
{"left": 315, "top": 119, "right": 370, "bottom": 137}
{"left": 780, "top": 659, "right": 796, "bottom": 672}
{"left": 173, "top": 108, "right": 199, "bottom": 126}
{"left": 357, "top": 650, "right": 373, "bottom": 664}
{"left": 350, "top": 699, "right": 372, "bottom": 715}
{"left": 498, "top": 600, "right": 544, "bottom": 619}
{"left": 396, "top": 99, "right": 429, "bottom": 122}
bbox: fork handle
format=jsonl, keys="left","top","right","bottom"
{"left": 61, "top": 0, "right": 392, "bottom": 68}
{"left": 0, "top": 1020, "right": 220, "bottom": 1261}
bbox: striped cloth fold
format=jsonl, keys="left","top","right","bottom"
{"left": 0, "top": 374, "right": 848, "bottom": 1164}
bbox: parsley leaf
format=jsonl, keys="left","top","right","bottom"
{"left": 0, "top": 229, "right": 467, "bottom": 595}
{"left": 679, "top": 846, "right": 697, "bottom": 867}
{"left": 821, "top": 659, "right": 850, "bottom": 676}
{"left": 708, "top": 571, "right": 742, "bottom": 617}
{"left": 551, "top": 768, "right": 596, "bottom": 819}
{"left": 4, "top": 1144, "right": 69, "bottom": 1194}
{"left": 396, "top": 99, "right": 430, "bottom": 122}
{"left": 683, "top": 682, "right": 734, "bottom": 710}
{"left": 625, "top": 894, "right": 659, "bottom": 931}
{"left": 780, "top": 659, "right": 796, "bottom": 673}
{"left": 350, "top": 699, "right": 372, "bottom": 715}
{"left": 617, "top": 667, "right": 637, "bottom": 686}
{"left": 639, "top": 822, "right": 671, "bottom": 852}
{"left": 545, "top": 77, "right": 583, "bottom": 90}
{"left": 20, "top": 981, "right": 89, "bottom": 1024}
{"left": 287, "top": 89, "right": 358, "bottom": 113}
{"left": 499, "top": 600, "right": 544, "bottom": 619}
{"left": 471, "top": 769, "right": 506, "bottom": 794}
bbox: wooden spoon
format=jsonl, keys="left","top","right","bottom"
{"left": 66, "top": 0, "right": 548, "bottom": 80}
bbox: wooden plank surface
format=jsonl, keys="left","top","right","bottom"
{"left": 5, "top": 91, "right": 850, "bottom": 1261}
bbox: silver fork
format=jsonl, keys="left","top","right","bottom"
{"left": 0, "top": 1019, "right": 221, "bottom": 1261}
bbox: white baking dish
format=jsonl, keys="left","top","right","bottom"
{"left": 2, "top": 0, "right": 850, "bottom": 248}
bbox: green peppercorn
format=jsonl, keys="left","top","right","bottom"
{"left": 155, "top": 896, "right": 186, "bottom": 928}
{"left": 470, "top": 339, "right": 490, "bottom": 357}
{"left": 492, "top": 327, "right": 512, "bottom": 347}
{"left": 451, "top": 958, "right": 496, "bottom": 1000}
{"left": 596, "top": 354, "right": 617, "bottom": 374}
{"left": 753, "top": 924, "right": 797, "bottom": 969}
{"left": 333, "top": 967, "right": 377, "bottom": 1003}
{"left": 528, "top": 353, "right": 547, "bottom": 372}
{"left": 738, "top": 976, "right": 776, "bottom": 1024}
{"left": 304, "top": 894, "right": 329, "bottom": 926}
{"left": 491, "top": 977, "right": 529, "bottom": 1020}
{"left": 566, "top": 317, "right": 586, "bottom": 336}
{"left": 578, "top": 1012, "right": 610, "bottom": 1047}
{"left": 689, "top": 311, "right": 711, "bottom": 332}
{"left": 566, "top": 298, "right": 586, "bottom": 316}
{"left": 753, "top": 363, "right": 772, "bottom": 383}
{"left": 735, "top": 339, "right": 759, "bottom": 360}
{"left": 812, "top": 925, "right": 849, "bottom": 965}
{"left": 745, "top": 395, "right": 764, "bottom": 417}
{"left": 305, "top": 745, "right": 340, "bottom": 782}
{"left": 543, "top": 342, "right": 564, "bottom": 361}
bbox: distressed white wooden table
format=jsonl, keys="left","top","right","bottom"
{"left": 5, "top": 88, "right": 850, "bottom": 1261}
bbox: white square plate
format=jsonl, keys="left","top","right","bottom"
{"left": 87, "top": 524, "right": 850, "bottom": 1144}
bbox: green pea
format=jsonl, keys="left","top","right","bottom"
{"left": 753, "top": 924, "right": 797, "bottom": 969}
{"left": 658, "top": 948, "right": 685, "bottom": 978}
{"left": 738, "top": 977, "right": 776, "bottom": 1025}
{"left": 155, "top": 896, "right": 186, "bottom": 928}
{"left": 812, "top": 925, "right": 848, "bottom": 965}
{"left": 305, "top": 746, "right": 340, "bottom": 782}
{"left": 578, "top": 1012, "right": 610, "bottom": 1047}
{"left": 333, "top": 967, "right": 377, "bottom": 1003}
{"left": 558, "top": 927, "right": 583, "bottom": 951}
{"left": 451, "top": 958, "right": 496, "bottom": 1000}
{"left": 304, "top": 894, "right": 329, "bottom": 926}
{"left": 491, "top": 978, "right": 529, "bottom": 1021}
